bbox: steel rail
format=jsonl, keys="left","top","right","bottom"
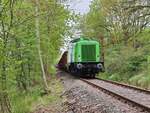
{"left": 96, "top": 78, "right": 150, "bottom": 94}
{"left": 81, "top": 79, "right": 150, "bottom": 112}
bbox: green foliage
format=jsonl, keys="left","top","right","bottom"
{"left": 80, "top": 0, "right": 106, "bottom": 38}
{"left": 0, "top": 0, "right": 72, "bottom": 113}
{"left": 82, "top": 0, "right": 150, "bottom": 89}
{"left": 10, "top": 79, "right": 63, "bottom": 113}
{"left": 127, "top": 55, "right": 146, "bottom": 72}
{"left": 98, "top": 30, "right": 150, "bottom": 87}
{"left": 0, "top": 39, "right": 4, "bottom": 62}
{"left": 109, "top": 73, "right": 122, "bottom": 81}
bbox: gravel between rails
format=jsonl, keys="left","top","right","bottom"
{"left": 88, "top": 79, "right": 150, "bottom": 108}
{"left": 58, "top": 71, "right": 148, "bottom": 113}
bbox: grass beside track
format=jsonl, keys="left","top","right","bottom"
{"left": 10, "top": 77, "right": 63, "bottom": 113}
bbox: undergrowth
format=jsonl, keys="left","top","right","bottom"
{"left": 98, "top": 30, "right": 150, "bottom": 89}
{"left": 9, "top": 77, "right": 63, "bottom": 113}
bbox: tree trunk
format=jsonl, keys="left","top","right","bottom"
{"left": 99, "top": 34, "right": 105, "bottom": 71}
{"left": 35, "top": 0, "right": 49, "bottom": 91}
{"left": 0, "top": 19, "right": 12, "bottom": 113}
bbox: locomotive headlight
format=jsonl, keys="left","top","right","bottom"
{"left": 77, "top": 63, "right": 83, "bottom": 69}
{"left": 97, "top": 63, "right": 102, "bottom": 69}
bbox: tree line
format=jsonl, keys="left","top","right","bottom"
{"left": 81, "top": 0, "right": 150, "bottom": 46}
{"left": 0, "top": 0, "right": 71, "bottom": 113}
{"left": 80, "top": 0, "right": 150, "bottom": 88}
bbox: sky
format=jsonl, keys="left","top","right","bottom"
{"left": 61, "top": 0, "right": 92, "bottom": 52}
{"left": 66, "top": 0, "right": 92, "bottom": 15}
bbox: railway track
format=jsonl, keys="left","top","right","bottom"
{"left": 96, "top": 78, "right": 150, "bottom": 94}
{"left": 81, "top": 78, "right": 150, "bottom": 112}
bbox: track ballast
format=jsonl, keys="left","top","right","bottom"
{"left": 81, "top": 78, "right": 150, "bottom": 112}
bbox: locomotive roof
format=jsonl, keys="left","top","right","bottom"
{"left": 70, "top": 37, "right": 96, "bottom": 43}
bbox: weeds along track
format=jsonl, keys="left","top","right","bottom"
{"left": 81, "top": 78, "right": 150, "bottom": 112}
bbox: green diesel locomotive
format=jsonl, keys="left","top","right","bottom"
{"left": 58, "top": 37, "right": 104, "bottom": 78}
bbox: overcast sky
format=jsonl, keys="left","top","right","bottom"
{"left": 66, "top": 0, "right": 92, "bottom": 14}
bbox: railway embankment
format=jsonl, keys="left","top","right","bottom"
{"left": 59, "top": 71, "right": 149, "bottom": 113}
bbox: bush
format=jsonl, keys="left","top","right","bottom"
{"left": 108, "top": 73, "right": 121, "bottom": 81}
{"left": 98, "top": 30, "right": 150, "bottom": 88}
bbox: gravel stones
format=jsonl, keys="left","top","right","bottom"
{"left": 57, "top": 71, "right": 149, "bottom": 113}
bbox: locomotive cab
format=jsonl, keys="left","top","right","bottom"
{"left": 67, "top": 38, "right": 104, "bottom": 77}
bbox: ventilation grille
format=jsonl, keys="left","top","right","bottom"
{"left": 81, "top": 45, "right": 96, "bottom": 62}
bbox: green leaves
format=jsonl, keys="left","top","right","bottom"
{"left": 0, "top": 0, "right": 71, "bottom": 112}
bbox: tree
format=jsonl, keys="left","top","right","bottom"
{"left": 0, "top": 0, "right": 14, "bottom": 112}
{"left": 35, "top": 0, "right": 49, "bottom": 92}
{"left": 81, "top": 0, "right": 150, "bottom": 45}
{"left": 0, "top": 0, "right": 71, "bottom": 112}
